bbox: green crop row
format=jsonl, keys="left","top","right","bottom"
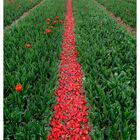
{"left": 4, "top": 0, "right": 66, "bottom": 139}
{"left": 73, "top": 0, "right": 136, "bottom": 139}
{"left": 95, "top": 0, "right": 136, "bottom": 28}
{"left": 4, "top": 0, "right": 42, "bottom": 27}
{"left": 123, "top": 0, "right": 136, "bottom": 4}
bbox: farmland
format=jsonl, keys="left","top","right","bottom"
{"left": 4, "top": 0, "right": 136, "bottom": 139}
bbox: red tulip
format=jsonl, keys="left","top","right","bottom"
{"left": 46, "top": 29, "right": 51, "bottom": 34}
{"left": 46, "top": 18, "right": 50, "bottom": 24}
{"left": 60, "top": 20, "right": 63, "bottom": 24}
{"left": 56, "top": 16, "right": 59, "bottom": 20}
{"left": 26, "top": 43, "right": 30, "bottom": 48}
{"left": 53, "top": 20, "right": 57, "bottom": 24}
{"left": 47, "top": 18, "right": 50, "bottom": 22}
{"left": 15, "top": 84, "right": 22, "bottom": 92}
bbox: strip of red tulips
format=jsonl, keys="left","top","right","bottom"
{"left": 47, "top": 0, "right": 90, "bottom": 139}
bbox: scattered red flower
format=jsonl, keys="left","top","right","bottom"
{"left": 26, "top": 43, "right": 30, "bottom": 48}
{"left": 15, "top": 84, "right": 22, "bottom": 92}
{"left": 47, "top": 0, "right": 90, "bottom": 139}
{"left": 60, "top": 20, "right": 63, "bottom": 24}
{"left": 47, "top": 18, "right": 50, "bottom": 22}
{"left": 46, "top": 18, "right": 50, "bottom": 24}
{"left": 56, "top": 16, "right": 59, "bottom": 20}
{"left": 46, "top": 29, "right": 51, "bottom": 34}
{"left": 53, "top": 20, "right": 57, "bottom": 24}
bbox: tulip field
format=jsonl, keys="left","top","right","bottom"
{"left": 4, "top": 0, "right": 136, "bottom": 139}
{"left": 96, "top": 0, "right": 136, "bottom": 28}
{"left": 4, "top": 0, "right": 42, "bottom": 26}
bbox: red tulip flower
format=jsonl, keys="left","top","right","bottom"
{"left": 60, "top": 20, "right": 63, "bottom": 24}
{"left": 15, "top": 84, "right": 22, "bottom": 92}
{"left": 53, "top": 20, "right": 57, "bottom": 24}
{"left": 47, "top": 18, "right": 50, "bottom": 22}
{"left": 47, "top": 18, "right": 50, "bottom": 24}
{"left": 56, "top": 16, "right": 59, "bottom": 20}
{"left": 46, "top": 29, "right": 51, "bottom": 34}
{"left": 26, "top": 43, "right": 30, "bottom": 48}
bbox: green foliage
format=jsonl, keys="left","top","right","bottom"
{"left": 73, "top": 0, "right": 136, "bottom": 139}
{"left": 96, "top": 0, "right": 136, "bottom": 28}
{"left": 4, "top": 0, "right": 42, "bottom": 26}
{"left": 4, "top": 0, "right": 66, "bottom": 139}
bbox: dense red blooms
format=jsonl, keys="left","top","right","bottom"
{"left": 26, "top": 43, "right": 30, "bottom": 48}
{"left": 15, "top": 84, "right": 22, "bottom": 92}
{"left": 60, "top": 20, "right": 63, "bottom": 24}
{"left": 47, "top": 0, "right": 90, "bottom": 139}
{"left": 46, "top": 29, "right": 51, "bottom": 34}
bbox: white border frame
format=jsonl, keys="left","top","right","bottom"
{"left": 0, "top": 0, "right": 3, "bottom": 139}
{"left": 137, "top": 0, "right": 139, "bottom": 139}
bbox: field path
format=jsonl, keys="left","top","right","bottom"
{"left": 94, "top": 0, "right": 136, "bottom": 35}
{"left": 4, "top": 0, "right": 44, "bottom": 31}
{"left": 47, "top": 0, "right": 90, "bottom": 139}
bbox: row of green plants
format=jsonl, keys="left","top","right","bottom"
{"left": 124, "top": 0, "right": 136, "bottom": 4}
{"left": 96, "top": 0, "right": 136, "bottom": 28}
{"left": 4, "top": 0, "right": 42, "bottom": 26}
{"left": 73, "top": 0, "right": 136, "bottom": 139}
{"left": 4, "top": 0, "right": 66, "bottom": 139}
